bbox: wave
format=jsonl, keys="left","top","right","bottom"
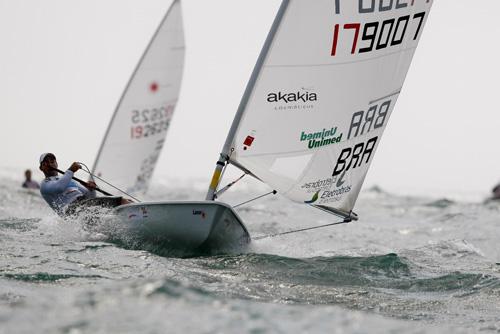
{"left": 0, "top": 217, "right": 41, "bottom": 232}
{"left": 1, "top": 272, "right": 106, "bottom": 282}
{"left": 195, "top": 253, "right": 500, "bottom": 295}
{"left": 424, "top": 198, "right": 456, "bottom": 208}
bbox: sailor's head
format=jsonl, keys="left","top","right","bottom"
{"left": 39, "top": 153, "right": 57, "bottom": 176}
{"left": 24, "top": 169, "right": 32, "bottom": 180}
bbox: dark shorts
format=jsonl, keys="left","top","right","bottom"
{"left": 65, "top": 196, "right": 123, "bottom": 216}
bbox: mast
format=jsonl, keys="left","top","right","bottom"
{"left": 205, "top": 0, "right": 290, "bottom": 200}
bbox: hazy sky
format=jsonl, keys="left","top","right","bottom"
{"left": 1, "top": 0, "right": 499, "bottom": 200}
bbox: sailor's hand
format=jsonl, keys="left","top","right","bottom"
{"left": 69, "top": 162, "right": 81, "bottom": 173}
{"left": 85, "top": 181, "right": 97, "bottom": 190}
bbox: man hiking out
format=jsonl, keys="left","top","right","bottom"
{"left": 39, "top": 153, "right": 130, "bottom": 216}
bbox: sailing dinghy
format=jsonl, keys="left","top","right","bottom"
{"left": 92, "top": 0, "right": 185, "bottom": 195}
{"left": 114, "top": 0, "right": 433, "bottom": 252}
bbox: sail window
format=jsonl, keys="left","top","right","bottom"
{"left": 269, "top": 154, "right": 312, "bottom": 180}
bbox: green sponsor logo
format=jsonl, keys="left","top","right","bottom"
{"left": 304, "top": 185, "right": 352, "bottom": 204}
{"left": 300, "top": 127, "right": 342, "bottom": 149}
{"left": 304, "top": 191, "right": 320, "bottom": 204}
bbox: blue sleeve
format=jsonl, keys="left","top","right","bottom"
{"left": 40, "top": 170, "right": 74, "bottom": 194}
{"left": 75, "top": 181, "right": 97, "bottom": 199}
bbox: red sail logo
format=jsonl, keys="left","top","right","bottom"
{"left": 243, "top": 136, "right": 255, "bottom": 151}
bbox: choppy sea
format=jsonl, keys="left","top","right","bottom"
{"left": 1, "top": 167, "right": 499, "bottom": 333}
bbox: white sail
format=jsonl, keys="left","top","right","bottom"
{"left": 220, "top": 0, "right": 432, "bottom": 218}
{"left": 92, "top": 0, "right": 185, "bottom": 194}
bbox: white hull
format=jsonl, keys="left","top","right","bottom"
{"left": 113, "top": 201, "right": 250, "bottom": 252}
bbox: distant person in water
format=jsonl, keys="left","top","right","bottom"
{"left": 38, "top": 153, "right": 131, "bottom": 216}
{"left": 22, "top": 169, "right": 39, "bottom": 189}
{"left": 492, "top": 184, "right": 500, "bottom": 200}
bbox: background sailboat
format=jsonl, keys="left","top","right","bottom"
{"left": 92, "top": 0, "right": 185, "bottom": 195}
{"left": 115, "top": 0, "right": 433, "bottom": 253}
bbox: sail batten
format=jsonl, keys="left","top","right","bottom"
{"left": 218, "top": 0, "right": 433, "bottom": 216}
{"left": 262, "top": 47, "right": 420, "bottom": 69}
{"left": 92, "top": 0, "right": 185, "bottom": 195}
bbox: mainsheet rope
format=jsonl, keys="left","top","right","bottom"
{"left": 253, "top": 220, "right": 351, "bottom": 240}
{"left": 78, "top": 162, "right": 142, "bottom": 202}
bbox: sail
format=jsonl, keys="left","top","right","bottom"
{"left": 92, "top": 0, "right": 185, "bottom": 194}
{"left": 222, "top": 0, "right": 432, "bottom": 217}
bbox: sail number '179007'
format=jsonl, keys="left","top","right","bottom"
{"left": 330, "top": 0, "right": 430, "bottom": 57}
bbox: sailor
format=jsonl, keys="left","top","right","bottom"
{"left": 39, "top": 153, "right": 133, "bottom": 216}
{"left": 39, "top": 153, "right": 97, "bottom": 215}
{"left": 22, "top": 169, "right": 40, "bottom": 189}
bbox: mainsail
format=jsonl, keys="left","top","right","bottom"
{"left": 92, "top": 0, "right": 185, "bottom": 194}
{"left": 209, "top": 0, "right": 433, "bottom": 219}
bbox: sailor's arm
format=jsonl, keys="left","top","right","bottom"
{"left": 76, "top": 180, "right": 97, "bottom": 199}
{"left": 40, "top": 162, "right": 80, "bottom": 194}
{"left": 66, "top": 162, "right": 97, "bottom": 198}
{"left": 41, "top": 171, "right": 73, "bottom": 193}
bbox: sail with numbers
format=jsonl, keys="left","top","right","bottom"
{"left": 98, "top": 0, "right": 433, "bottom": 254}
{"left": 92, "top": 0, "right": 185, "bottom": 195}
{"left": 207, "top": 0, "right": 433, "bottom": 220}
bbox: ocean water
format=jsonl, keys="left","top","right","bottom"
{"left": 1, "top": 170, "right": 499, "bottom": 333}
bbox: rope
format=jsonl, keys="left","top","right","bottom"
{"left": 215, "top": 173, "right": 246, "bottom": 199}
{"left": 253, "top": 220, "right": 351, "bottom": 240}
{"left": 77, "top": 162, "right": 142, "bottom": 202}
{"left": 79, "top": 162, "right": 96, "bottom": 183}
{"left": 233, "top": 190, "right": 277, "bottom": 209}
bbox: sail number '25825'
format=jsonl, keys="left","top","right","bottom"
{"left": 130, "top": 104, "right": 175, "bottom": 140}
